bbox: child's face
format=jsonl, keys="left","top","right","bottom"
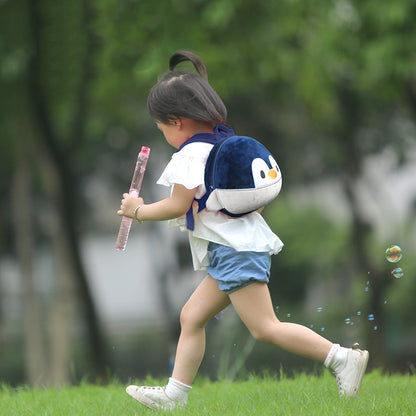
{"left": 156, "top": 121, "right": 183, "bottom": 149}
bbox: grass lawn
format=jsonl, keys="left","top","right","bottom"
{"left": 0, "top": 370, "right": 414, "bottom": 415}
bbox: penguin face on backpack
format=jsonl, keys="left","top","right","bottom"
{"left": 251, "top": 155, "right": 280, "bottom": 189}
{"left": 204, "top": 136, "right": 282, "bottom": 216}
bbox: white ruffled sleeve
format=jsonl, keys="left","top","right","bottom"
{"left": 157, "top": 142, "right": 213, "bottom": 196}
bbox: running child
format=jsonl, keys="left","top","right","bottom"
{"left": 117, "top": 50, "right": 369, "bottom": 411}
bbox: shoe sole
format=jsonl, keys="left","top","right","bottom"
{"left": 344, "top": 350, "right": 369, "bottom": 397}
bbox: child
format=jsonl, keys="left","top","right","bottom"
{"left": 117, "top": 50, "right": 369, "bottom": 411}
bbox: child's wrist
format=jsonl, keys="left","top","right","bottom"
{"left": 134, "top": 204, "right": 144, "bottom": 223}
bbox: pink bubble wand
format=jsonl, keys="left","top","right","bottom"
{"left": 115, "top": 146, "right": 150, "bottom": 251}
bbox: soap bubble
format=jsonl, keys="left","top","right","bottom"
{"left": 287, "top": 313, "right": 291, "bottom": 318}
{"left": 391, "top": 268, "right": 404, "bottom": 279}
{"left": 316, "top": 307, "right": 323, "bottom": 313}
{"left": 357, "top": 311, "right": 362, "bottom": 316}
{"left": 368, "top": 314, "right": 375, "bottom": 321}
{"left": 385, "top": 245, "right": 402, "bottom": 263}
{"left": 373, "top": 326, "right": 378, "bottom": 331}
{"left": 345, "top": 318, "right": 351, "bottom": 325}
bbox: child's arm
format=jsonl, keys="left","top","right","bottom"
{"left": 117, "top": 184, "right": 198, "bottom": 222}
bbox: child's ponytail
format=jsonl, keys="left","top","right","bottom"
{"left": 148, "top": 50, "right": 227, "bottom": 125}
{"left": 169, "top": 50, "right": 208, "bottom": 80}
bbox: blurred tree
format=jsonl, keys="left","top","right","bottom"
{"left": 0, "top": 0, "right": 106, "bottom": 383}
{"left": 25, "top": 0, "right": 106, "bottom": 382}
{"left": 12, "top": 138, "right": 47, "bottom": 385}
{"left": 278, "top": 0, "right": 416, "bottom": 366}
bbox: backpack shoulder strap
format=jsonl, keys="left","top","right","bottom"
{"left": 178, "top": 124, "right": 235, "bottom": 151}
{"left": 178, "top": 133, "right": 218, "bottom": 150}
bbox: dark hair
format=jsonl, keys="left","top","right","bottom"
{"left": 147, "top": 50, "right": 227, "bottom": 124}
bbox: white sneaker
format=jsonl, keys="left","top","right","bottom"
{"left": 334, "top": 343, "right": 369, "bottom": 397}
{"left": 126, "top": 385, "right": 185, "bottom": 410}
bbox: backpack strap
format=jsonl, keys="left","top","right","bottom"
{"left": 178, "top": 133, "right": 217, "bottom": 150}
{"left": 183, "top": 124, "right": 235, "bottom": 230}
{"left": 178, "top": 124, "right": 235, "bottom": 150}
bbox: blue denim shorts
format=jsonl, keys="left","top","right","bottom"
{"left": 207, "top": 242, "right": 271, "bottom": 294}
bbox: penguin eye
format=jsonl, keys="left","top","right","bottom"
{"left": 260, "top": 170, "right": 266, "bottom": 179}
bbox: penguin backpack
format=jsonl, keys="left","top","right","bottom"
{"left": 184, "top": 124, "right": 282, "bottom": 230}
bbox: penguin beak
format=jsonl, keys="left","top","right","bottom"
{"left": 268, "top": 169, "right": 278, "bottom": 179}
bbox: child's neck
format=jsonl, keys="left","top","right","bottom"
{"left": 184, "top": 119, "right": 214, "bottom": 137}
{"left": 174, "top": 119, "right": 215, "bottom": 149}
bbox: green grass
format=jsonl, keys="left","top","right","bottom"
{"left": 1, "top": 370, "right": 414, "bottom": 415}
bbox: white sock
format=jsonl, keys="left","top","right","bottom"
{"left": 165, "top": 377, "right": 192, "bottom": 402}
{"left": 324, "top": 344, "right": 348, "bottom": 372}
{"left": 324, "top": 343, "right": 339, "bottom": 368}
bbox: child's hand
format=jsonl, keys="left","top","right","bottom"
{"left": 117, "top": 193, "right": 144, "bottom": 219}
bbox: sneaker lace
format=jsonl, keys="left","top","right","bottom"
{"left": 335, "top": 374, "right": 344, "bottom": 394}
{"left": 141, "top": 386, "right": 166, "bottom": 392}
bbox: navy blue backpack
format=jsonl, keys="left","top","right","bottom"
{"left": 180, "top": 124, "right": 282, "bottom": 230}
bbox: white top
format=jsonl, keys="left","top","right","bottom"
{"left": 157, "top": 142, "right": 284, "bottom": 270}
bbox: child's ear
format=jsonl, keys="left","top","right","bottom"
{"left": 175, "top": 118, "right": 184, "bottom": 129}
{"left": 168, "top": 116, "right": 182, "bottom": 127}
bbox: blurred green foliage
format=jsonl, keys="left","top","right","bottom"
{"left": 0, "top": 0, "right": 415, "bottom": 382}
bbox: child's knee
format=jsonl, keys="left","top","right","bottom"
{"left": 249, "top": 322, "right": 279, "bottom": 344}
{"left": 251, "top": 329, "right": 273, "bottom": 344}
{"left": 179, "top": 304, "right": 205, "bottom": 330}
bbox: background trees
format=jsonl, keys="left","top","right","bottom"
{"left": 0, "top": 0, "right": 415, "bottom": 385}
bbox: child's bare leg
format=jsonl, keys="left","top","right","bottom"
{"left": 229, "top": 282, "right": 332, "bottom": 361}
{"left": 126, "top": 277, "right": 229, "bottom": 410}
{"left": 172, "top": 275, "right": 230, "bottom": 385}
